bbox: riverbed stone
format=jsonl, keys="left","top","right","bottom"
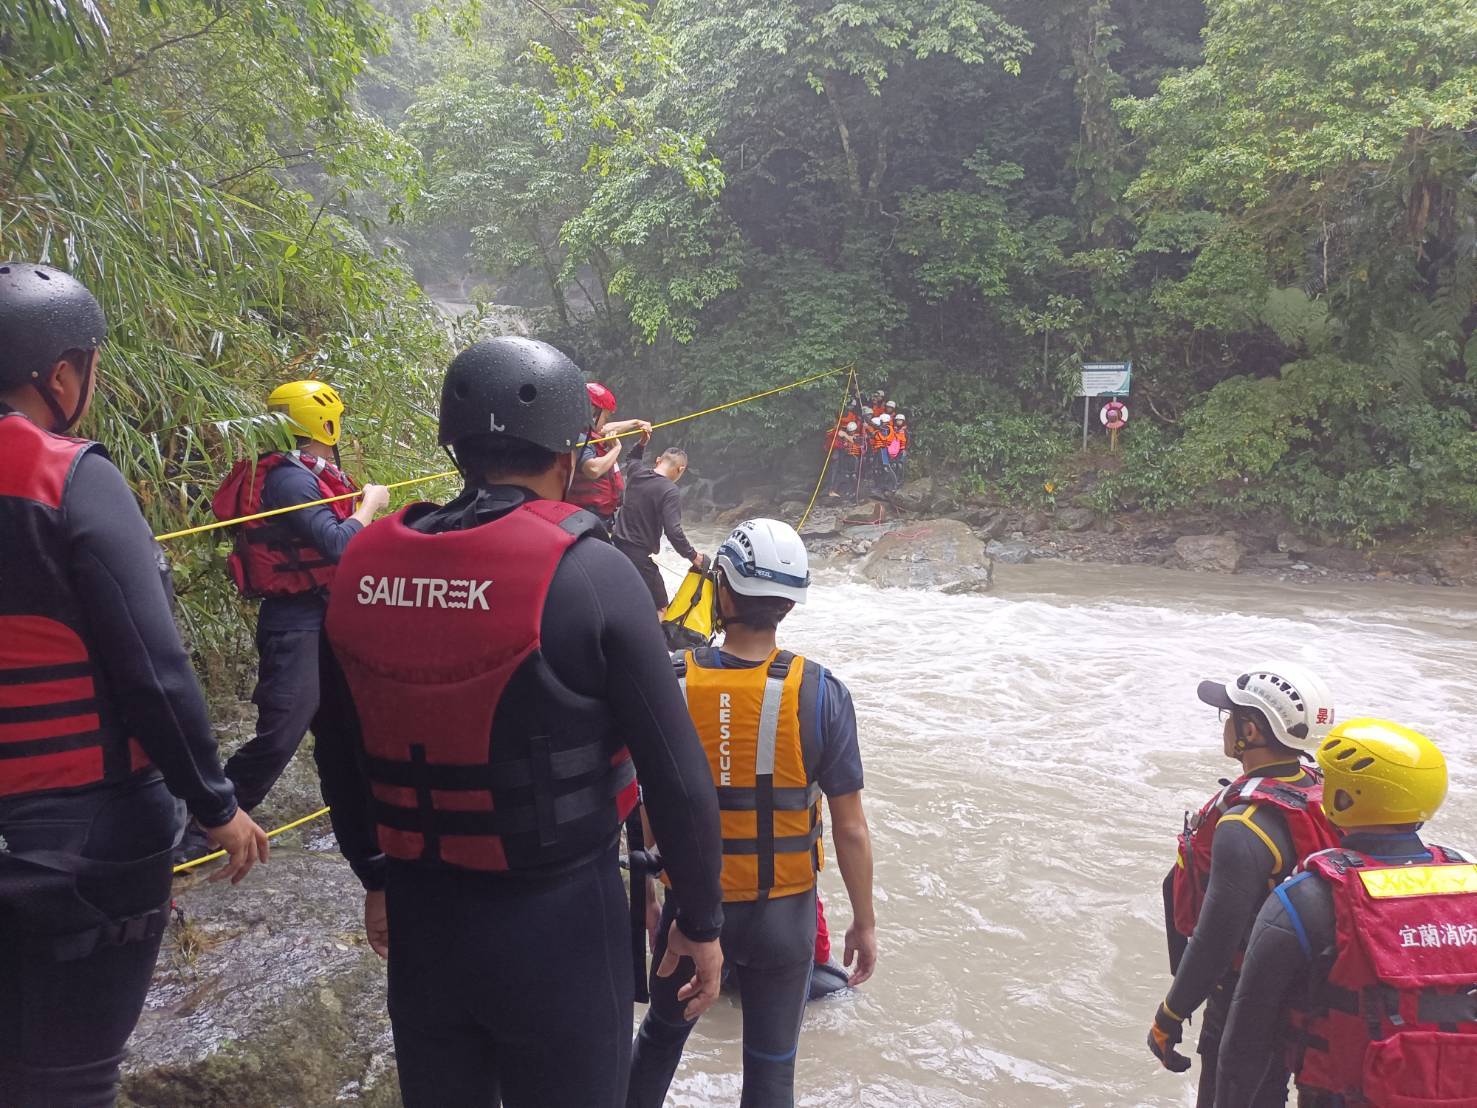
{"left": 798, "top": 506, "right": 845, "bottom": 538}
{"left": 714, "top": 496, "right": 773, "bottom": 529}
{"left": 892, "top": 477, "right": 934, "bottom": 513}
{"left": 1276, "top": 531, "right": 1313, "bottom": 554}
{"left": 1302, "top": 546, "right": 1371, "bottom": 574}
{"left": 985, "top": 538, "right": 1032, "bottom": 564}
{"left": 1053, "top": 507, "right": 1097, "bottom": 533}
{"left": 122, "top": 846, "right": 399, "bottom": 1108}
{"left": 1174, "top": 533, "right": 1244, "bottom": 573}
{"left": 858, "top": 519, "right": 994, "bottom": 592}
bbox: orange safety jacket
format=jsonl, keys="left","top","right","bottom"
{"left": 673, "top": 648, "right": 824, "bottom": 902}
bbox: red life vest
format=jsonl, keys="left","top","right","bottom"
{"left": 1293, "top": 846, "right": 1477, "bottom": 1105}
{"left": 1173, "top": 770, "right": 1340, "bottom": 941}
{"left": 211, "top": 451, "right": 357, "bottom": 599}
{"left": 567, "top": 434, "right": 624, "bottom": 520}
{"left": 324, "top": 498, "right": 638, "bottom": 873}
{"left": 0, "top": 411, "right": 152, "bottom": 799}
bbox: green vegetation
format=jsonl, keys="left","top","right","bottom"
{"left": 4, "top": 0, "right": 1476, "bottom": 603}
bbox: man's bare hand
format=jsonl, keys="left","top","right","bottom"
{"left": 204, "top": 809, "right": 269, "bottom": 885}
{"left": 657, "top": 924, "right": 723, "bottom": 1021}
{"left": 360, "top": 484, "right": 391, "bottom": 515}
{"left": 364, "top": 889, "right": 389, "bottom": 959}
{"left": 844, "top": 922, "right": 877, "bottom": 986}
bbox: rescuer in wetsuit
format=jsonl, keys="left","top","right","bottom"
{"left": 1217, "top": 720, "right": 1477, "bottom": 1108}
{"left": 0, "top": 262, "right": 268, "bottom": 1106}
{"left": 628, "top": 518, "right": 877, "bottom": 1108}
{"left": 611, "top": 447, "right": 706, "bottom": 610}
{"left": 1149, "top": 663, "right": 1341, "bottom": 1106}
{"left": 315, "top": 337, "right": 724, "bottom": 1108}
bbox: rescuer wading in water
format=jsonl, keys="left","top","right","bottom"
{"left": 628, "top": 518, "right": 877, "bottom": 1108}
{"left": 1150, "top": 663, "right": 1341, "bottom": 1106}
{"left": 314, "top": 337, "right": 724, "bottom": 1107}
{"left": 0, "top": 262, "right": 267, "bottom": 1107}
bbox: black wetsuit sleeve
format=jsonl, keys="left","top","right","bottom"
{"left": 1164, "top": 806, "right": 1290, "bottom": 1018}
{"left": 1164, "top": 868, "right": 1188, "bottom": 974}
{"left": 543, "top": 538, "right": 723, "bottom": 941}
{"left": 659, "top": 484, "right": 697, "bottom": 562}
{"left": 1216, "top": 875, "right": 1333, "bottom": 1108}
{"left": 264, "top": 463, "right": 362, "bottom": 561}
{"left": 64, "top": 451, "right": 238, "bottom": 827}
{"left": 816, "top": 673, "right": 864, "bottom": 797}
{"left": 313, "top": 639, "right": 385, "bottom": 891}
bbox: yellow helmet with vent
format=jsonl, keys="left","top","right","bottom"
{"left": 267, "top": 380, "right": 344, "bottom": 446}
{"left": 1315, "top": 718, "right": 1447, "bottom": 829}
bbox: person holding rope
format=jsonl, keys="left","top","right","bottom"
{"left": 178, "top": 382, "right": 390, "bottom": 862}
{"left": 628, "top": 519, "right": 877, "bottom": 1108}
{"left": 611, "top": 447, "right": 706, "bottom": 612}
{"left": 0, "top": 263, "right": 268, "bottom": 1106}
{"left": 315, "top": 337, "right": 724, "bottom": 1108}
{"left": 568, "top": 381, "right": 652, "bottom": 531}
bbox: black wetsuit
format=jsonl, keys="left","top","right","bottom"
{"left": 1216, "top": 831, "right": 1434, "bottom": 1108}
{"left": 0, "top": 441, "right": 238, "bottom": 1106}
{"left": 314, "top": 484, "right": 723, "bottom": 1108}
{"left": 1163, "top": 762, "right": 1314, "bottom": 1108}
{"left": 223, "top": 459, "right": 362, "bottom": 812}
{"left": 627, "top": 649, "right": 864, "bottom": 1108}
{"left": 611, "top": 459, "right": 693, "bottom": 609}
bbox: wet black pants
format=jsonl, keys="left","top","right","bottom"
{"left": 628, "top": 889, "right": 815, "bottom": 1108}
{"left": 1198, "top": 981, "right": 1289, "bottom": 1108}
{"left": 0, "top": 776, "right": 177, "bottom": 1107}
{"left": 614, "top": 540, "right": 668, "bottom": 610}
{"left": 384, "top": 847, "right": 634, "bottom": 1108}
{"left": 224, "top": 625, "right": 321, "bottom": 812}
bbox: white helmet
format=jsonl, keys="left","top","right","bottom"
{"left": 878, "top": 413, "right": 892, "bottom": 424}
{"left": 716, "top": 519, "right": 810, "bottom": 604}
{"left": 895, "top": 413, "right": 907, "bottom": 423}
{"left": 845, "top": 420, "right": 858, "bottom": 432}
{"left": 1197, "top": 662, "right": 1336, "bottom": 752}
{"left": 885, "top": 400, "right": 897, "bottom": 410}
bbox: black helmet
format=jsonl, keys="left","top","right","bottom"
{"left": 0, "top": 262, "right": 107, "bottom": 391}
{"left": 438, "top": 337, "right": 589, "bottom": 454}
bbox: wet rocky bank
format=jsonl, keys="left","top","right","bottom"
{"left": 684, "top": 473, "right": 1477, "bottom": 591}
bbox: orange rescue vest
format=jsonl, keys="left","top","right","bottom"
{"left": 676, "top": 648, "right": 823, "bottom": 902}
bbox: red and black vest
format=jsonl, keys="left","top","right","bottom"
{"left": 566, "top": 434, "right": 623, "bottom": 520}
{"left": 0, "top": 411, "right": 152, "bottom": 800}
{"left": 324, "top": 498, "right": 638, "bottom": 873}
{"left": 211, "top": 451, "right": 357, "bottom": 598}
{"left": 1174, "top": 770, "right": 1340, "bottom": 942}
{"left": 1292, "top": 846, "right": 1477, "bottom": 1105}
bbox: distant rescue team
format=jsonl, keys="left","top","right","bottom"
{"left": 3, "top": 262, "right": 1472, "bottom": 1108}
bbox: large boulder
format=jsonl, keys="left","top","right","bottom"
{"left": 891, "top": 477, "right": 934, "bottom": 513}
{"left": 984, "top": 538, "right": 1032, "bottom": 565}
{"left": 1302, "top": 546, "right": 1372, "bottom": 574}
{"left": 1174, "top": 533, "right": 1245, "bottom": 574}
{"left": 858, "top": 519, "right": 994, "bottom": 593}
{"left": 122, "top": 842, "right": 401, "bottom": 1108}
{"left": 1053, "top": 507, "right": 1097, "bottom": 533}
{"left": 797, "top": 506, "right": 845, "bottom": 539}
{"left": 713, "top": 497, "right": 773, "bottom": 530}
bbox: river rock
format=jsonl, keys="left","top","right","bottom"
{"left": 1427, "top": 537, "right": 1477, "bottom": 585}
{"left": 976, "top": 512, "right": 1010, "bottom": 541}
{"left": 985, "top": 538, "right": 1032, "bottom": 565}
{"left": 1019, "top": 511, "right": 1049, "bottom": 532}
{"left": 798, "top": 506, "right": 844, "bottom": 539}
{"left": 858, "top": 519, "right": 994, "bottom": 592}
{"left": 714, "top": 497, "right": 773, "bottom": 530}
{"left": 1276, "top": 531, "right": 1313, "bottom": 554}
{"left": 1174, "top": 533, "right": 1244, "bottom": 573}
{"left": 1302, "top": 546, "right": 1371, "bottom": 574}
{"left": 1053, "top": 507, "right": 1096, "bottom": 533}
{"left": 122, "top": 845, "right": 399, "bottom": 1108}
{"left": 891, "top": 477, "right": 934, "bottom": 513}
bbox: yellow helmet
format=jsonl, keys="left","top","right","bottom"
{"left": 267, "top": 380, "right": 344, "bottom": 446}
{"left": 1315, "top": 718, "right": 1447, "bottom": 829}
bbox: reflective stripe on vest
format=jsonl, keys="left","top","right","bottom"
{"left": 1292, "top": 846, "right": 1477, "bottom": 1103}
{"left": 0, "top": 412, "right": 153, "bottom": 799}
{"left": 1173, "top": 769, "right": 1339, "bottom": 942}
{"left": 325, "top": 498, "right": 636, "bottom": 874}
{"left": 678, "top": 648, "right": 823, "bottom": 902}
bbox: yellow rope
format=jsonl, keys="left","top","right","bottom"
{"left": 151, "top": 366, "right": 849, "bottom": 543}
{"left": 172, "top": 806, "right": 332, "bottom": 875}
{"left": 796, "top": 368, "right": 856, "bottom": 531}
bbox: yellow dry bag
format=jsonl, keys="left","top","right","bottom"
{"left": 662, "top": 566, "right": 716, "bottom": 651}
